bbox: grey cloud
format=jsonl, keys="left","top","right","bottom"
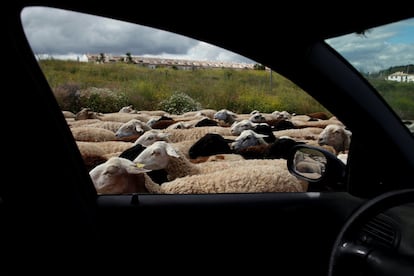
{"left": 21, "top": 7, "right": 199, "bottom": 56}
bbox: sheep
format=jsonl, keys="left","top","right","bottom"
{"left": 177, "top": 109, "right": 217, "bottom": 119}
{"left": 230, "top": 129, "right": 269, "bottom": 151}
{"left": 116, "top": 143, "right": 170, "bottom": 184}
{"left": 75, "top": 107, "right": 102, "bottom": 120}
{"left": 70, "top": 126, "right": 118, "bottom": 142}
{"left": 90, "top": 156, "right": 307, "bottom": 194}
{"left": 247, "top": 113, "right": 295, "bottom": 131}
{"left": 135, "top": 110, "right": 170, "bottom": 116}
{"left": 306, "top": 111, "right": 331, "bottom": 120}
{"left": 133, "top": 129, "right": 170, "bottom": 146}
{"left": 66, "top": 118, "right": 102, "bottom": 128}
{"left": 317, "top": 124, "right": 351, "bottom": 153}
{"left": 188, "top": 133, "right": 234, "bottom": 159}
{"left": 62, "top": 110, "right": 76, "bottom": 118}
{"left": 274, "top": 127, "right": 324, "bottom": 141}
{"left": 165, "top": 121, "right": 192, "bottom": 130}
{"left": 234, "top": 137, "right": 305, "bottom": 160}
{"left": 76, "top": 141, "right": 108, "bottom": 171}
{"left": 119, "top": 105, "right": 135, "bottom": 113}
{"left": 230, "top": 120, "right": 278, "bottom": 141}
{"left": 76, "top": 140, "right": 135, "bottom": 170}
{"left": 160, "top": 126, "right": 232, "bottom": 143}
{"left": 143, "top": 164, "right": 307, "bottom": 194}
{"left": 132, "top": 129, "right": 195, "bottom": 157}
{"left": 114, "top": 119, "right": 152, "bottom": 141}
{"left": 133, "top": 141, "right": 297, "bottom": 184}
{"left": 213, "top": 109, "right": 251, "bottom": 126}
{"left": 86, "top": 121, "right": 125, "bottom": 133}
{"left": 194, "top": 118, "right": 219, "bottom": 127}
{"left": 291, "top": 115, "right": 344, "bottom": 129}
{"left": 89, "top": 156, "right": 151, "bottom": 194}
{"left": 193, "top": 153, "right": 246, "bottom": 163}
{"left": 97, "top": 112, "right": 152, "bottom": 123}
{"left": 230, "top": 119, "right": 256, "bottom": 135}
{"left": 159, "top": 116, "right": 217, "bottom": 129}
{"left": 271, "top": 110, "right": 293, "bottom": 120}
{"left": 180, "top": 109, "right": 217, "bottom": 119}
{"left": 148, "top": 115, "right": 176, "bottom": 129}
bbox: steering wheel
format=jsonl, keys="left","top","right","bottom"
{"left": 328, "top": 188, "right": 414, "bottom": 276}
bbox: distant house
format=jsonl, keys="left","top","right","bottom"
{"left": 85, "top": 53, "right": 255, "bottom": 70}
{"left": 387, "top": 71, "right": 414, "bottom": 83}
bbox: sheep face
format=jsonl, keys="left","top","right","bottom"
{"left": 115, "top": 119, "right": 150, "bottom": 139}
{"left": 318, "top": 124, "right": 351, "bottom": 153}
{"left": 231, "top": 129, "right": 268, "bottom": 151}
{"left": 134, "top": 141, "right": 180, "bottom": 170}
{"left": 89, "top": 157, "right": 150, "bottom": 194}
{"left": 134, "top": 129, "right": 170, "bottom": 147}
{"left": 249, "top": 113, "right": 266, "bottom": 123}
{"left": 230, "top": 119, "right": 255, "bottom": 135}
{"left": 213, "top": 109, "right": 237, "bottom": 123}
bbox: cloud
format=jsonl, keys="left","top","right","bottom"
{"left": 326, "top": 18, "right": 414, "bottom": 73}
{"left": 21, "top": 7, "right": 413, "bottom": 72}
{"left": 21, "top": 6, "right": 255, "bottom": 64}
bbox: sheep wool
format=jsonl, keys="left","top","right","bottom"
{"left": 143, "top": 165, "right": 307, "bottom": 194}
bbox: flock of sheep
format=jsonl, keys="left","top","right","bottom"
{"left": 63, "top": 105, "right": 351, "bottom": 195}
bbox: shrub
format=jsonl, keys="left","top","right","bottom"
{"left": 53, "top": 82, "right": 81, "bottom": 112}
{"left": 79, "top": 87, "right": 129, "bottom": 113}
{"left": 158, "top": 92, "right": 201, "bottom": 115}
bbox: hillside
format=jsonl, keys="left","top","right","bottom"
{"left": 37, "top": 60, "right": 412, "bottom": 119}
{"left": 38, "top": 59, "right": 327, "bottom": 115}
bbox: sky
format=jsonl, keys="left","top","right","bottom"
{"left": 21, "top": 7, "right": 414, "bottom": 73}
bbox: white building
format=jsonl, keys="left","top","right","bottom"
{"left": 387, "top": 71, "right": 414, "bottom": 83}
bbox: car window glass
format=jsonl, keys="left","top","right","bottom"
{"left": 325, "top": 17, "right": 414, "bottom": 135}
{"left": 21, "top": 6, "right": 349, "bottom": 194}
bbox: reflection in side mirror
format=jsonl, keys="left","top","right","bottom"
{"left": 293, "top": 147, "right": 327, "bottom": 181}
{"left": 287, "top": 144, "right": 347, "bottom": 192}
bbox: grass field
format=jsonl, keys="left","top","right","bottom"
{"left": 38, "top": 60, "right": 413, "bottom": 119}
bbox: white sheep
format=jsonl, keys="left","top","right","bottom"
{"left": 272, "top": 110, "right": 293, "bottom": 120}
{"left": 89, "top": 156, "right": 151, "bottom": 194}
{"left": 133, "top": 141, "right": 298, "bottom": 183}
{"left": 144, "top": 164, "right": 306, "bottom": 194}
{"left": 97, "top": 112, "right": 152, "bottom": 123}
{"left": 230, "top": 129, "right": 269, "bottom": 151}
{"left": 114, "top": 119, "right": 152, "bottom": 141}
{"left": 213, "top": 109, "right": 251, "bottom": 126}
{"left": 86, "top": 121, "right": 125, "bottom": 133}
{"left": 70, "top": 126, "right": 118, "bottom": 142}
{"left": 160, "top": 126, "right": 232, "bottom": 143}
{"left": 62, "top": 110, "right": 76, "bottom": 118}
{"left": 119, "top": 105, "right": 135, "bottom": 113}
{"left": 318, "top": 124, "right": 351, "bottom": 153}
{"left": 133, "top": 129, "right": 170, "bottom": 146}
{"left": 274, "top": 127, "right": 323, "bottom": 141}
{"left": 90, "top": 156, "right": 306, "bottom": 194}
{"left": 230, "top": 119, "right": 258, "bottom": 135}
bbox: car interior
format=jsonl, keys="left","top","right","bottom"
{"left": 3, "top": 2, "right": 414, "bottom": 275}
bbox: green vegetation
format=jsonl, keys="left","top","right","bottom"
{"left": 368, "top": 78, "right": 414, "bottom": 119}
{"left": 38, "top": 60, "right": 412, "bottom": 119}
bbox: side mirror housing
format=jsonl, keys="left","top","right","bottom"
{"left": 286, "top": 144, "right": 347, "bottom": 192}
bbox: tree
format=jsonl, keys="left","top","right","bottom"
{"left": 125, "top": 52, "right": 133, "bottom": 63}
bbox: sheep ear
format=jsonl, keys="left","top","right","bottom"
{"left": 126, "top": 163, "right": 151, "bottom": 174}
{"left": 256, "top": 133, "right": 269, "bottom": 138}
{"left": 224, "top": 138, "right": 235, "bottom": 143}
{"left": 165, "top": 143, "right": 181, "bottom": 158}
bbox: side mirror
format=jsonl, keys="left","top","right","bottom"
{"left": 287, "top": 144, "right": 347, "bottom": 192}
